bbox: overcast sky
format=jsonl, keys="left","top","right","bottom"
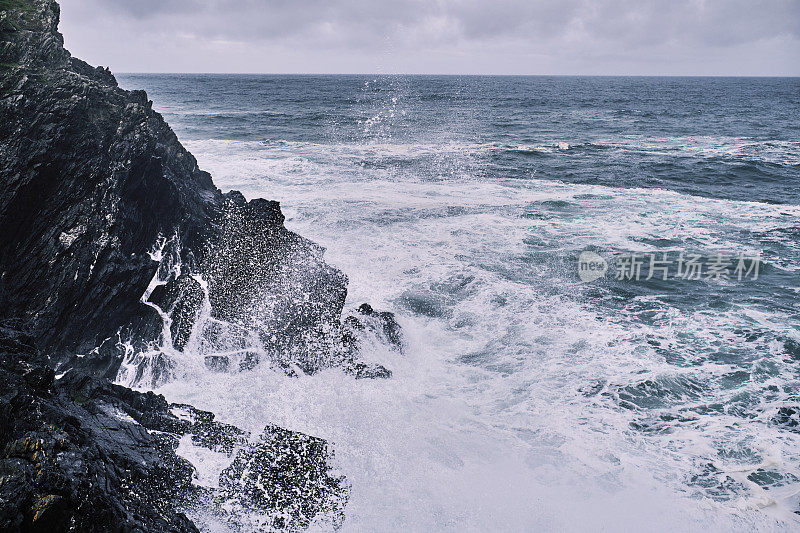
{"left": 58, "top": 0, "right": 799, "bottom": 75}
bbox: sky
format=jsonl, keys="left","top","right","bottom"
{"left": 58, "top": 0, "right": 800, "bottom": 76}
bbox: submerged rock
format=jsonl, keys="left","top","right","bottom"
{"left": 218, "top": 426, "right": 349, "bottom": 531}
{"left": 340, "top": 303, "right": 402, "bottom": 378}
{"left": 354, "top": 303, "right": 403, "bottom": 349}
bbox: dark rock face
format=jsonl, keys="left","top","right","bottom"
{"left": 0, "top": 0, "right": 220, "bottom": 363}
{"left": 0, "top": 330, "right": 199, "bottom": 532}
{"left": 0, "top": 1, "right": 403, "bottom": 530}
{"left": 0, "top": 0, "right": 364, "bottom": 381}
{"left": 0, "top": 330, "right": 349, "bottom": 532}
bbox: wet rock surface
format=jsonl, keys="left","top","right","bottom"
{"left": 0, "top": 329, "right": 349, "bottom": 531}
{"left": 218, "top": 427, "right": 349, "bottom": 531}
{"left": 0, "top": 329, "right": 199, "bottom": 532}
{"left": 0, "top": 0, "right": 390, "bottom": 380}
{"left": 1, "top": 0, "right": 220, "bottom": 364}
{"left": 0, "top": 0, "right": 400, "bottom": 530}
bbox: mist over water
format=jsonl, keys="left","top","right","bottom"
{"left": 118, "top": 74, "right": 800, "bottom": 531}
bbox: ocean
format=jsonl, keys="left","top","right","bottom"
{"left": 117, "top": 74, "right": 800, "bottom": 531}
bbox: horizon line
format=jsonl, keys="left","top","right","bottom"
{"left": 115, "top": 72, "right": 800, "bottom": 78}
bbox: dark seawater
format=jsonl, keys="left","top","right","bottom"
{"left": 118, "top": 74, "right": 800, "bottom": 531}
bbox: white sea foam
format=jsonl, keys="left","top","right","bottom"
{"left": 139, "top": 134, "right": 800, "bottom": 531}
{"left": 602, "top": 135, "right": 800, "bottom": 166}
{"left": 175, "top": 434, "right": 235, "bottom": 489}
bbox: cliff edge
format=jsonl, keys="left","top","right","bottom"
{"left": 0, "top": 0, "right": 394, "bottom": 382}
{"left": 0, "top": 0, "right": 398, "bottom": 529}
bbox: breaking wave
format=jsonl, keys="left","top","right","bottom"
{"left": 116, "top": 74, "right": 800, "bottom": 531}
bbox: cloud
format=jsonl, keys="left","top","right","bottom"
{"left": 57, "top": 0, "right": 800, "bottom": 74}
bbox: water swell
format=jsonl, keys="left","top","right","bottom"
{"left": 115, "top": 74, "right": 800, "bottom": 530}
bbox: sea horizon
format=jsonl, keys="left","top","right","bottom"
{"left": 117, "top": 72, "right": 800, "bottom": 78}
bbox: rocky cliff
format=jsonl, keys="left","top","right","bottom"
{"left": 0, "top": 0, "right": 397, "bottom": 529}
{"left": 0, "top": 0, "right": 394, "bottom": 382}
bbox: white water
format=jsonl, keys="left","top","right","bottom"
{"left": 136, "top": 137, "right": 800, "bottom": 531}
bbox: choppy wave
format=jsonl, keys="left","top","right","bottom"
{"left": 116, "top": 74, "right": 800, "bottom": 531}
{"left": 165, "top": 139, "right": 800, "bottom": 530}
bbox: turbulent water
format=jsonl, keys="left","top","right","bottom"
{"left": 117, "top": 74, "right": 800, "bottom": 531}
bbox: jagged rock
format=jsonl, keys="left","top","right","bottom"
{"left": 0, "top": 0, "right": 359, "bottom": 380}
{"left": 0, "top": 329, "right": 349, "bottom": 532}
{"left": 203, "top": 196, "right": 349, "bottom": 375}
{"left": 1, "top": 0, "right": 220, "bottom": 364}
{"left": 0, "top": 0, "right": 396, "bottom": 529}
{"left": 219, "top": 426, "right": 349, "bottom": 531}
{"left": 356, "top": 303, "right": 403, "bottom": 348}
{"left": 343, "top": 304, "right": 402, "bottom": 351}
{"left": 339, "top": 303, "right": 402, "bottom": 378}
{"left": 0, "top": 331, "right": 199, "bottom": 532}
